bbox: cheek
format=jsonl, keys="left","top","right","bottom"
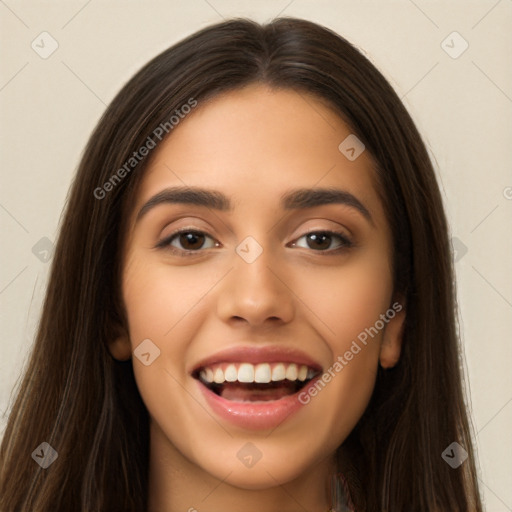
{"left": 295, "top": 252, "right": 393, "bottom": 344}
{"left": 290, "top": 252, "right": 392, "bottom": 439}
{"left": 122, "top": 254, "right": 215, "bottom": 347}
{"left": 121, "top": 254, "right": 220, "bottom": 410}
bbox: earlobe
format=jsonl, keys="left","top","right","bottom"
{"left": 108, "top": 335, "right": 132, "bottom": 361}
{"left": 379, "top": 302, "right": 406, "bottom": 369}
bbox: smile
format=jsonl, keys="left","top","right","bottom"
{"left": 194, "top": 362, "right": 318, "bottom": 402}
{"left": 190, "top": 347, "right": 323, "bottom": 430}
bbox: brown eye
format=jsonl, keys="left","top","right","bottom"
{"left": 292, "top": 231, "right": 353, "bottom": 252}
{"left": 306, "top": 233, "right": 332, "bottom": 250}
{"left": 177, "top": 231, "right": 206, "bottom": 250}
{"left": 156, "top": 229, "right": 217, "bottom": 253}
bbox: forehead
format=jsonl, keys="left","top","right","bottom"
{"left": 128, "top": 84, "right": 386, "bottom": 227}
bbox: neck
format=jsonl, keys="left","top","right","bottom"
{"left": 147, "top": 420, "right": 336, "bottom": 512}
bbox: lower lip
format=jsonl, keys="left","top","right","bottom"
{"left": 195, "top": 377, "right": 319, "bottom": 430}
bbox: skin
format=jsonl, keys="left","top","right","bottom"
{"left": 109, "top": 84, "right": 406, "bottom": 512}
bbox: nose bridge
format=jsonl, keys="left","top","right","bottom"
{"left": 216, "top": 235, "right": 295, "bottom": 326}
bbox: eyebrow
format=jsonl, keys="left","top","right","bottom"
{"left": 135, "top": 186, "right": 373, "bottom": 224}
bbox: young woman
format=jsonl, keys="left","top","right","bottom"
{"left": 0, "top": 17, "right": 483, "bottom": 511}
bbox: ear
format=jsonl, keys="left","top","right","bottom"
{"left": 379, "top": 299, "right": 406, "bottom": 369}
{"left": 107, "top": 323, "right": 132, "bottom": 361}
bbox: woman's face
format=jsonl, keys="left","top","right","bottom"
{"left": 112, "top": 84, "right": 405, "bottom": 490}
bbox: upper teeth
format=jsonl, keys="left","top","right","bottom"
{"left": 199, "top": 363, "right": 316, "bottom": 384}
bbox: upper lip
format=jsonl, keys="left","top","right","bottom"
{"left": 189, "top": 345, "right": 323, "bottom": 375}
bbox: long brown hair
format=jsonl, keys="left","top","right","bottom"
{"left": 0, "top": 17, "right": 483, "bottom": 511}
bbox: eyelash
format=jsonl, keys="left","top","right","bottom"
{"left": 155, "top": 228, "right": 354, "bottom": 256}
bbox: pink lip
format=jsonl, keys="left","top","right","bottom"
{"left": 189, "top": 345, "right": 323, "bottom": 374}
{"left": 195, "top": 375, "right": 321, "bottom": 430}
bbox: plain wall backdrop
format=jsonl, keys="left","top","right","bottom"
{"left": 1, "top": 1, "right": 511, "bottom": 510}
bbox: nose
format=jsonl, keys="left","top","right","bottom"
{"left": 216, "top": 244, "right": 295, "bottom": 329}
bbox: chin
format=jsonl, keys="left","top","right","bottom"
{"left": 194, "top": 438, "right": 322, "bottom": 491}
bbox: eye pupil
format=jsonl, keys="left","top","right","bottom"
{"left": 307, "top": 233, "right": 331, "bottom": 250}
{"left": 180, "top": 232, "right": 205, "bottom": 250}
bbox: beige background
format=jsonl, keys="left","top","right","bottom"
{"left": 1, "top": 1, "right": 511, "bottom": 510}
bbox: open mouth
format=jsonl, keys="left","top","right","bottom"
{"left": 192, "top": 362, "right": 321, "bottom": 402}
